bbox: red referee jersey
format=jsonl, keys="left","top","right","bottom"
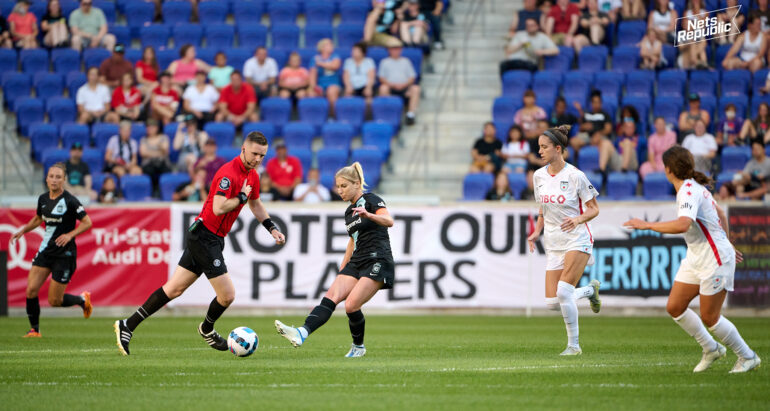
{"left": 198, "top": 155, "right": 260, "bottom": 237}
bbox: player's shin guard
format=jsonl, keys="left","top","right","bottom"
{"left": 61, "top": 294, "right": 84, "bottom": 307}
{"left": 302, "top": 297, "right": 337, "bottom": 335}
{"left": 125, "top": 287, "right": 171, "bottom": 332}
{"left": 709, "top": 316, "right": 755, "bottom": 359}
{"left": 200, "top": 297, "right": 228, "bottom": 333}
{"left": 347, "top": 310, "right": 365, "bottom": 346}
{"left": 545, "top": 297, "right": 560, "bottom": 311}
{"left": 673, "top": 308, "right": 718, "bottom": 352}
{"left": 26, "top": 297, "right": 40, "bottom": 332}
{"left": 557, "top": 281, "right": 579, "bottom": 348}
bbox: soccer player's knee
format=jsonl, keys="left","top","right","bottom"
{"left": 25, "top": 287, "right": 38, "bottom": 299}
{"left": 48, "top": 295, "right": 62, "bottom": 307}
{"left": 666, "top": 300, "right": 685, "bottom": 318}
{"left": 700, "top": 312, "right": 720, "bottom": 328}
{"left": 345, "top": 300, "right": 361, "bottom": 313}
{"left": 219, "top": 292, "right": 235, "bottom": 307}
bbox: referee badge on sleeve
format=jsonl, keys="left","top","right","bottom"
{"left": 219, "top": 177, "right": 231, "bottom": 190}
{"left": 560, "top": 181, "right": 569, "bottom": 191}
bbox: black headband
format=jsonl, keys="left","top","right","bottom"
{"left": 543, "top": 130, "right": 565, "bottom": 149}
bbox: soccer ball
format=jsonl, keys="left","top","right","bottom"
{"left": 227, "top": 327, "right": 258, "bottom": 357}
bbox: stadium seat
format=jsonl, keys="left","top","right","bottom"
{"left": 271, "top": 24, "right": 300, "bottom": 50}
{"left": 174, "top": 23, "right": 204, "bottom": 47}
{"left": 577, "top": 146, "right": 599, "bottom": 172}
{"left": 351, "top": 147, "right": 383, "bottom": 187}
{"left": 578, "top": 46, "right": 608, "bottom": 72}
{"left": 260, "top": 98, "right": 292, "bottom": 134}
{"left": 206, "top": 24, "right": 235, "bottom": 49}
{"left": 234, "top": 0, "right": 265, "bottom": 26}
{"left": 291, "top": 147, "right": 313, "bottom": 179}
{"left": 29, "top": 123, "right": 59, "bottom": 161}
{"left": 42, "top": 148, "right": 70, "bottom": 173}
{"left": 217, "top": 147, "right": 240, "bottom": 160}
{"left": 198, "top": 0, "right": 228, "bottom": 24}
{"left": 33, "top": 72, "right": 64, "bottom": 100}
{"left": 750, "top": 95, "right": 770, "bottom": 118}
{"left": 612, "top": 46, "right": 640, "bottom": 73}
{"left": 204, "top": 122, "right": 236, "bottom": 147}
{"left": 14, "top": 97, "right": 44, "bottom": 136}
{"left": 492, "top": 97, "right": 519, "bottom": 124}
{"left": 721, "top": 70, "right": 750, "bottom": 97}
{"left": 721, "top": 146, "right": 751, "bottom": 173}
{"left": 339, "top": 0, "right": 370, "bottom": 24}
{"left": 362, "top": 122, "right": 394, "bottom": 160}
{"left": 606, "top": 172, "right": 638, "bottom": 200}
{"left": 297, "top": 98, "right": 329, "bottom": 132}
{"left": 321, "top": 123, "right": 354, "bottom": 150}
{"left": 224, "top": 48, "right": 251, "bottom": 73}
{"left": 462, "top": 173, "right": 494, "bottom": 201}
{"left": 501, "top": 70, "right": 532, "bottom": 98}
{"left": 317, "top": 148, "right": 349, "bottom": 176}
{"left": 243, "top": 122, "right": 276, "bottom": 144}
{"left": 130, "top": 123, "right": 146, "bottom": 143}
{"left": 305, "top": 24, "right": 334, "bottom": 50}
{"left": 625, "top": 70, "right": 654, "bottom": 97}
{"left": 402, "top": 48, "right": 423, "bottom": 80}
{"left": 82, "top": 148, "right": 104, "bottom": 172}
{"left": 544, "top": 46, "right": 574, "bottom": 72}
{"left": 159, "top": 172, "right": 191, "bottom": 201}
{"left": 156, "top": 48, "right": 178, "bottom": 71}
{"left": 109, "top": 24, "right": 131, "bottom": 48}
{"left": 337, "top": 23, "right": 365, "bottom": 49}
{"left": 592, "top": 72, "right": 622, "bottom": 101}
{"left": 661, "top": 45, "right": 677, "bottom": 69}
{"left": 92, "top": 123, "right": 119, "bottom": 151}
{"left": 83, "top": 48, "right": 111, "bottom": 69}
{"left": 621, "top": 96, "right": 651, "bottom": 123}
{"left": 616, "top": 20, "right": 646, "bottom": 46}
{"left": 507, "top": 172, "right": 527, "bottom": 199}
{"left": 372, "top": 96, "right": 404, "bottom": 128}
{"left": 59, "top": 0, "right": 79, "bottom": 17}
{"left": 94, "top": 0, "right": 116, "bottom": 23}
{"left": 51, "top": 49, "right": 80, "bottom": 75}
{"left": 751, "top": 69, "right": 770, "bottom": 95}
{"left": 714, "top": 171, "right": 733, "bottom": 191}
{"left": 282, "top": 122, "right": 315, "bottom": 150}
{"left": 121, "top": 174, "right": 153, "bottom": 201}
{"left": 59, "top": 122, "right": 90, "bottom": 149}
{"left": 268, "top": 1, "right": 298, "bottom": 24}
{"left": 335, "top": 97, "right": 366, "bottom": 133}
{"left": 657, "top": 69, "right": 686, "bottom": 98}
{"left": 196, "top": 47, "right": 216, "bottom": 65}
{"left": 20, "top": 48, "right": 50, "bottom": 73}
{"left": 140, "top": 24, "right": 171, "bottom": 49}
{"left": 563, "top": 72, "right": 590, "bottom": 104}
{"left": 125, "top": 1, "right": 155, "bottom": 36}
{"left": 305, "top": 1, "right": 334, "bottom": 25}
{"left": 653, "top": 96, "right": 684, "bottom": 126}
{"left": 643, "top": 172, "right": 673, "bottom": 200}
{"left": 65, "top": 72, "right": 86, "bottom": 99}
{"left": 0, "top": 48, "right": 17, "bottom": 73}
{"left": 689, "top": 70, "right": 717, "bottom": 97}
{"left": 296, "top": 48, "right": 316, "bottom": 69}
{"left": 237, "top": 24, "right": 268, "bottom": 49}
{"left": 45, "top": 97, "right": 75, "bottom": 129}
{"left": 162, "top": 1, "right": 192, "bottom": 25}
{"left": 714, "top": 44, "right": 732, "bottom": 69}
{"left": 90, "top": 172, "right": 113, "bottom": 192}
{"left": 584, "top": 171, "right": 602, "bottom": 193}
{"left": 366, "top": 46, "right": 388, "bottom": 66}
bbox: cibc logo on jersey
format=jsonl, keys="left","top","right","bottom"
{"left": 540, "top": 194, "right": 567, "bottom": 204}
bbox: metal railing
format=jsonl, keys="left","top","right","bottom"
{"left": 462, "top": 0, "right": 487, "bottom": 85}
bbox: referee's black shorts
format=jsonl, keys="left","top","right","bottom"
{"left": 178, "top": 224, "right": 228, "bottom": 279}
{"left": 340, "top": 258, "right": 395, "bottom": 289}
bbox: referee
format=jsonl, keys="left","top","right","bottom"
{"left": 114, "top": 132, "right": 285, "bottom": 356}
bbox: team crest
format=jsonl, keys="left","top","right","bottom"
{"left": 372, "top": 262, "right": 381, "bottom": 274}
{"left": 219, "top": 177, "right": 231, "bottom": 190}
{"left": 560, "top": 181, "right": 569, "bottom": 191}
{"left": 213, "top": 259, "right": 222, "bottom": 267}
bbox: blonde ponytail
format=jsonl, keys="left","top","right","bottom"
{"left": 336, "top": 162, "right": 367, "bottom": 189}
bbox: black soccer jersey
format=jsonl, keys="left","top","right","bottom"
{"left": 344, "top": 193, "right": 393, "bottom": 264}
{"left": 36, "top": 190, "right": 87, "bottom": 257}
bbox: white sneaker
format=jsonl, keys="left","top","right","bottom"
{"left": 729, "top": 353, "right": 761, "bottom": 373}
{"left": 274, "top": 320, "right": 304, "bottom": 347}
{"left": 345, "top": 344, "right": 366, "bottom": 358}
{"left": 588, "top": 279, "right": 601, "bottom": 313}
{"left": 560, "top": 345, "right": 582, "bottom": 356}
{"left": 693, "top": 343, "right": 726, "bottom": 372}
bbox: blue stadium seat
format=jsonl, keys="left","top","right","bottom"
{"left": 29, "top": 123, "right": 59, "bottom": 161}
{"left": 501, "top": 70, "right": 532, "bottom": 98}
{"left": 371, "top": 96, "right": 404, "bottom": 128}
{"left": 260, "top": 98, "right": 292, "bottom": 134}
{"left": 237, "top": 24, "right": 268, "bottom": 49}
{"left": 339, "top": 0, "right": 370, "bottom": 24}
{"left": 20, "top": 48, "right": 49, "bottom": 73}
{"left": 721, "top": 146, "right": 751, "bottom": 173}
{"left": 335, "top": 97, "right": 366, "bottom": 133}
{"left": 462, "top": 173, "right": 493, "bottom": 201}
{"left": 204, "top": 122, "right": 236, "bottom": 147}
{"left": 121, "top": 175, "right": 153, "bottom": 201}
{"left": 661, "top": 45, "right": 677, "bottom": 69}
{"left": 140, "top": 24, "right": 171, "bottom": 49}
{"left": 402, "top": 47, "right": 423, "bottom": 81}
{"left": 282, "top": 122, "right": 315, "bottom": 150}
{"left": 92, "top": 123, "right": 119, "bottom": 151}
{"left": 606, "top": 172, "right": 638, "bottom": 200}
{"left": 719, "top": 95, "right": 748, "bottom": 120}
{"left": 337, "top": 23, "right": 364, "bottom": 49}
{"left": 196, "top": 47, "right": 216, "bottom": 65}
{"left": 29, "top": 0, "right": 46, "bottom": 21}
{"left": 0, "top": 48, "right": 17, "bottom": 73}
{"left": 206, "top": 24, "right": 235, "bottom": 49}
{"left": 625, "top": 70, "right": 654, "bottom": 97}
{"left": 657, "top": 69, "right": 686, "bottom": 98}
{"left": 268, "top": 1, "right": 298, "bottom": 24}
{"left": 108, "top": 24, "right": 131, "bottom": 49}
{"left": 584, "top": 171, "right": 602, "bottom": 193}
{"left": 698, "top": 95, "right": 717, "bottom": 122}
{"left": 287, "top": 147, "right": 312, "bottom": 179}
{"left": 297, "top": 97, "right": 329, "bottom": 132}
{"left": 507, "top": 172, "right": 527, "bottom": 199}
{"left": 162, "top": 1, "right": 192, "bottom": 25}
{"left": 271, "top": 24, "right": 300, "bottom": 49}
{"left": 564, "top": 70, "right": 593, "bottom": 87}
{"left": 224, "top": 48, "right": 252, "bottom": 72}
{"left": 616, "top": 20, "right": 646, "bottom": 46}
{"left": 653, "top": 96, "right": 684, "bottom": 126}
{"left": 94, "top": 0, "right": 116, "bottom": 23}
{"left": 643, "top": 172, "right": 673, "bottom": 200}
{"left": 563, "top": 72, "right": 590, "bottom": 104}
{"left": 159, "top": 172, "right": 191, "bottom": 201}
{"left": 612, "top": 46, "right": 640, "bottom": 73}
{"left": 130, "top": 123, "right": 146, "bottom": 143}
{"left": 174, "top": 23, "right": 204, "bottom": 47}
{"left": 42, "top": 148, "right": 70, "bottom": 173}
{"left": 60, "top": 122, "right": 90, "bottom": 149}
{"left": 125, "top": 1, "right": 156, "bottom": 37}
{"left": 33, "top": 72, "right": 64, "bottom": 100}
{"left": 156, "top": 48, "right": 178, "bottom": 70}
{"left": 721, "top": 70, "right": 750, "bottom": 96}
{"left": 199, "top": 0, "right": 228, "bottom": 24}
{"left": 297, "top": 47, "right": 316, "bottom": 69}
{"left": 321, "top": 123, "right": 354, "bottom": 150}
{"left": 592, "top": 72, "right": 622, "bottom": 101}
{"left": 544, "top": 46, "right": 574, "bottom": 72}
{"left": 2, "top": 72, "right": 31, "bottom": 109}
{"left": 578, "top": 46, "right": 608, "bottom": 72}
{"left": 234, "top": 0, "right": 265, "bottom": 26}
{"left": 51, "top": 49, "right": 80, "bottom": 75}
{"left": 752, "top": 69, "right": 770, "bottom": 95}
{"left": 689, "top": 70, "right": 717, "bottom": 97}
{"left": 317, "top": 148, "right": 349, "bottom": 176}
{"left": 83, "top": 48, "right": 111, "bottom": 69}
{"left": 82, "top": 148, "right": 104, "bottom": 172}
{"left": 243, "top": 122, "right": 276, "bottom": 144}
{"left": 492, "top": 97, "right": 519, "bottom": 124}
{"left": 319, "top": 170, "right": 336, "bottom": 190}
{"left": 351, "top": 147, "right": 383, "bottom": 187}
{"left": 750, "top": 95, "right": 770, "bottom": 118}
{"left": 715, "top": 171, "right": 733, "bottom": 191}
{"left": 493, "top": 121, "right": 513, "bottom": 141}
{"left": 65, "top": 72, "right": 86, "bottom": 99}
{"left": 90, "top": 172, "right": 115, "bottom": 192}
{"left": 362, "top": 121, "right": 394, "bottom": 160}
{"left": 14, "top": 97, "right": 44, "bottom": 136}
{"left": 714, "top": 44, "right": 732, "bottom": 69}
{"left": 577, "top": 146, "right": 600, "bottom": 172}
{"left": 305, "top": 1, "right": 334, "bottom": 25}
{"left": 305, "top": 24, "right": 334, "bottom": 50}
{"left": 217, "top": 147, "right": 240, "bottom": 160}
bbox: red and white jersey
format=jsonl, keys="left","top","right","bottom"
{"left": 676, "top": 179, "right": 733, "bottom": 269}
{"left": 533, "top": 163, "right": 599, "bottom": 251}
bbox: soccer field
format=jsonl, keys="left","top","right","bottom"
{"left": 1, "top": 315, "right": 768, "bottom": 410}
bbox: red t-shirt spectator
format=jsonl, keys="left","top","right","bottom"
{"left": 7, "top": 12, "right": 36, "bottom": 40}
{"left": 265, "top": 156, "right": 302, "bottom": 187}
{"left": 151, "top": 86, "right": 179, "bottom": 108}
{"left": 136, "top": 60, "right": 158, "bottom": 82}
{"left": 218, "top": 83, "right": 257, "bottom": 116}
{"left": 111, "top": 86, "right": 142, "bottom": 109}
{"left": 548, "top": 4, "right": 580, "bottom": 34}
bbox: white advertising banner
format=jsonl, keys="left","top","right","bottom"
{"left": 168, "top": 202, "right": 684, "bottom": 309}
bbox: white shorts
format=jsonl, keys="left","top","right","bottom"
{"left": 674, "top": 256, "right": 735, "bottom": 296}
{"left": 546, "top": 245, "right": 594, "bottom": 271}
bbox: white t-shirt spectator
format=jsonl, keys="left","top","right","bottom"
{"left": 243, "top": 56, "right": 278, "bottom": 84}
{"left": 682, "top": 133, "right": 718, "bottom": 156}
{"left": 343, "top": 57, "right": 376, "bottom": 89}
{"left": 105, "top": 135, "right": 138, "bottom": 163}
{"left": 507, "top": 31, "right": 557, "bottom": 64}
{"left": 502, "top": 140, "right": 530, "bottom": 167}
{"left": 76, "top": 83, "right": 111, "bottom": 112}
{"left": 292, "top": 182, "right": 331, "bottom": 203}
{"left": 378, "top": 57, "right": 416, "bottom": 85}
{"left": 183, "top": 84, "right": 220, "bottom": 113}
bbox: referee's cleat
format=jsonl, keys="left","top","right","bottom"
{"left": 693, "top": 343, "right": 726, "bottom": 373}
{"left": 729, "top": 353, "right": 761, "bottom": 374}
{"left": 81, "top": 291, "right": 92, "bottom": 319}
{"left": 588, "top": 279, "right": 601, "bottom": 313}
{"left": 560, "top": 345, "right": 582, "bottom": 356}
{"left": 198, "top": 323, "right": 228, "bottom": 351}
{"left": 345, "top": 344, "right": 366, "bottom": 358}
{"left": 274, "top": 320, "right": 304, "bottom": 347}
{"left": 114, "top": 320, "right": 131, "bottom": 356}
{"left": 22, "top": 329, "right": 41, "bottom": 338}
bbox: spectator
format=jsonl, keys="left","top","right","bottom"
{"left": 139, "top": 118, "right": 171, "bottom": 194}
{"left": 538, "top": 0, "right": 553, "bottom": 15}
{"left": 588, "top": 128, "right": 625, "bottom": 173}
{"left": 309, "top": 38, "right": 342, "bottom": 115}
{"left": 614, "top": 118, "right": 640, "bottom": 172}
{"left": 639, "top": 117, "right": 676, "bottom": 179}
{"left": 639, "top": 27, "right": 665, "bottom": 69}
{"left": 573, "top": 90, "right": 613, "bottom": 151}
{"left": 363, "top": 0, "right": 404, "bottom": 48}
{"left": 486, "top": 172, "right": 514, "bottom": 201}
{"left": 8, "top": 0, "right": 37, "bottom": 49}
{"left": 501, "top": 125, "right": 530, "bottom": 174}
{"left": 278, "top": 52, "right": 310, "bottom": 100}
{"left": 293, "top": 168, "right": 331, "bottom": 203}
{"left": 544, "top": 0, "right": 579, "bottom": 47}
{"left": 679, "top": 0, "right": 708, "bottom": 69}
{"left": 739, "top": 102, "right": 770, "bottom": 143}
{"left": 514, "top": 90, "right": 547, "bottom": 139}
{"left": 173, "top": 114, "right": 209, "bottom": 172}
{"left": 168, "top": 44, "right": 210, "bottom": 91}
{"left": 0, "top": 9, "right": 12, "bottom": 48}
{"left": 597, "top": 0, "right": 621, "bottom": 23}
{"left": 135, "top": 46, "right": 159, "bottom": 97}
{"left": 718, "top": 140, "right": 770, "bottom": 201}
{"left": 616, "top": 105, "right": 640, "bottom": 135}
{"left": 208, "top": 52, "right": 233, "bottom": 90}
{"left": 757, "top": 0, "right": 770, "bottom": 32}
{"left": 343, "top": 42, "right": 376, "bottom": 102}
{"left": 109, "top": 72, "right": 142, "bottom": 123}
{"left": 258, "top": 173, "right": 280, "bottom": 202}
{"left": 621, "top": 0, "right": 646, "bottom": 20}
{"left": 41, "top": 0, "right": 70, "bottom": 48}
{"left": 508, "top": 0, "right": 544, "bottom": 39}
{"left": 192, "top": 138, "right": 226, "bottom": 185}
{"left": 69, "top": 0, "right": 115, "bottom": 51}
{"left": 98, "top": 175, "right": 120, "bottom": 203}
{"left": 64, "top": 142, "right": 97, "bottom": 200}
{"left": 399, "top": 0, "right": 428, "bottom": 47}
{"left": 573, "top": 0, "right": 610, "bottom": 54}
{"left": 648, "top": 0, "right": 677, "bottom": 44}
{"left": 265, "top": 142, "right": 302, "bottom": 201}
{"left": 149, "top": 71, "right": 180, "bottom": 126}
{"left": 678, "top": 93, "right": 711, "bottom": 141}
{"left": 183, "top": 70, "right": 220, "bottom": 128}
{"left": 378, "top": 45, "right": 421, "bottom": 125}
{"left": 172, "top": 167, "right": 208, "bottom": 202}
{"left": 76, "top": 66, "right": 111, "bottom": 125}
{"left": 243, "top": 46, "right": 278, "bottom": 101}
{"left": 99, "top": 44, "right": 133, "bottom": 88}
{"left": 682, "top": 120, "right": 718, "bottom": 175}
{"left": 469, "top": 122, "right": 503, "bottom": 173}
{"left": 215, "top": 70, "right": 258, "bottom": 128}
{"left": 104, "top": 120, "right": 142, "bottom": 177}
{"left": 500, "top": 18, "right": 558, "bottom": 75}
{"left": 420, "top": 0, "right": 444, "bottom": 49}
{"left": 715, "top": 0, "right": 745, "bottom": 45}
{"left": 716, "top": 103, "right": 746, "bottom": 147}
{"left": 722, "top": 13, "right": 766, "bottom": 73}
{"left": 548, "top": 96, "right": 578, "bottom": 128}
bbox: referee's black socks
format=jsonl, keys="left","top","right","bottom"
{"left": 61, "top": 294, "right": 84, "bottom": 308}
{"left": 200, "top": 297, "right": 228, "bottom": 334}
{"left": 126, "top": 287, "right": 171, "bottom": 332}
{"left": 26, "top": 297, "right": 40, "bottom": 332}
{"left": 302, "top": 297, "right": 337, "bottom": 335}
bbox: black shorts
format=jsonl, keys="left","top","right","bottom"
{"left": 340, "top": 258, "right": 395, "bottom": 289}
{"left": 32, "top": 252, "right": 77, "bottom": 284}
{"left": 178, "top": 224, "right": 228, "bottom": 279}
{"left": 390, "top": 88, "right": 409, "bottom": 100}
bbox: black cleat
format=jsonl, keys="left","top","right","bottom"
{"left": 114, "top": 320, "right": 132, "bottom": 356}
{"left": 198, "top": 323, "right": 228, "bottom": 351}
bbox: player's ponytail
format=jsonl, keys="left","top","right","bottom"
{"left": 662, "top": 145, "right": 714, "bottom": 189}
{"left": 336, "top": 162, "right": 367, "bottom": 190}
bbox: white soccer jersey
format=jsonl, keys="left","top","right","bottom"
{"left": 676, "top": 179, "right": 733, "bottom": 270}
{"left": 533, "top": 163, "right": 599, "bottom": 251}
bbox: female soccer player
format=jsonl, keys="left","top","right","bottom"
{"left": 624, "top": 146, "right": 760, "bottom": 373}
{"left": 10, "top": 163, "right": 93, "bottom": 337}
{"left": 527, "top": 125, "right": 602, "bottom": 356}
{"left": 275, "top": 162, "right": 394, "bottom": 358}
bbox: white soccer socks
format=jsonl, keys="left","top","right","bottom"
{"left": 545, "top": 297, "right": 560, "bottom": 311}
{"left": 709, "top": 316, "right": 755, "bottom": 360}
{"left": 557, "top": 281, "right": 579, "bottom": 348}
{"left": 673, "top": 308, "right": 719, "bottom": 352}
{"left": 574, "top": 285, "right": 594, "bottom": 300}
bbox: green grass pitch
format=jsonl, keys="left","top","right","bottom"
{"left": 1, "top": 315, "right": 768, "bottom": 410}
